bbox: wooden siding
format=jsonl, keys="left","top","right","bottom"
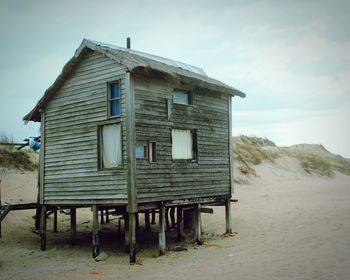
{"left": 134, "top": 74, "right": 231, "bottom": 203}
{"left": 43, "top": 51, "right": 128, "bottom": 204}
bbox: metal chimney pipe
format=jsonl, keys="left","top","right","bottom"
{"left": 127, "top": 37, "right": 131, "bottom": 49}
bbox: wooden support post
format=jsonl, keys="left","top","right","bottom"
{"left": 100, "top": 210, "right": 105, "bottom": 224}
{"left": 124, "top": 213, "right": 129, "bottom": 249}
{"left": 35, "top": 173, "right": 41, "bottom": 231}
{"left": 136, "top": 213, "right": 140, "bottom": 229}
{"left": 159, "top": 203, "right": 166, "bottom": 255}
{"left": 170, "top": 207, "right": 176, "bottom": 228}
{"left": 40, "top": 205, "right": 47, "bottom": 251}
{"left": 151, "top": 209, "right": 156, "bottom": 224}
{"left": 106, "top": 209, "right": 110, "bottom": 223}
{"left": 225, "top": 200, "right": 232, "bottom": 233}
{"left": 70, "top": 207, "right": 77, "bottom": 245}
{"left": 177, "top": 206, "right": 184, "bottom": 241}
{"left": 92, "top": 205, "right": 99, "bottom": 258}
{"left": 53, "top": 209, "right": 58, "bottom": 233}
{"left": 194, "top": 204, "right": 202, "bottom": 244}
{"left": 145, "top": 210, "right": 150, "bottom": 231}
{"left": 128, "top": 213, "right": 136, "bottom": 263}
{"left": 126, "top": 71, "right": 137, "bottom": 264}
{"left": 165, "top": 208, "right": 170, "bottom": 230}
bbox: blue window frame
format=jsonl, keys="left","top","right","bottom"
{"left": 109, "top": 82, "right": 121, "bottom": 117}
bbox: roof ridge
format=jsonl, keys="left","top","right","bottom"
{"left": 81, "top": 39, "right": 207, "bottom": 76}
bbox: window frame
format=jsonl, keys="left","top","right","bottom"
{"left": 107, "top": 81, "right": 122, "bottom": 118}
{"left": 172, "top": 89, "right": 193, "bottom": 106}
{"left": 171, "top": 128, "right": 197, "bottom": 162}
{"left": 97, "top": 120, "right": 123, "bottom": 171}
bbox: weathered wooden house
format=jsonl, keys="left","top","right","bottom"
{"left": 23, "top": 39, "right": 245, "bottom": 262}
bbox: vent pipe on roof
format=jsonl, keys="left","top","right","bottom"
{"left": 127, "top": 37, "right": 131, "bottom": 49}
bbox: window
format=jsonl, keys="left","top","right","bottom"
{"left": 98, "top": 124, "right": 122, "bottom": 169}
{"left": 135, "top": 145, "right": 146, "bottom": 159}
{"left": 149, "top": 142, "right": 157, "bottom": 162}
{"left": 173, "top": 90, "right": 192, "bottom": 105}
{"left": 108, "top": 82, "right": 121, "bottom": 117}
{"left": 171, "top": 129, "right": 197, "bottom": 160}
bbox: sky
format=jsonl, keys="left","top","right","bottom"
{"left": 0, "top": 0, "right": 349, "bottom": 157}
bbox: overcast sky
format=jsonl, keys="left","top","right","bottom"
{"left": 1, "top": 0, "right": 349, "bottom": 157}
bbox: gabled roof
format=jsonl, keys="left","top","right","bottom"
{"left": 24, "top": 39, "right": 246, "bottom": 122}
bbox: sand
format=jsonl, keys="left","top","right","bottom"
{"left": 0, "top": 163, "right": 350, "bottom": 280}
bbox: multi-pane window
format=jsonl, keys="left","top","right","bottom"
{"left": 98, "top": 124, "right": 122, "bottom": 169}
{"left": 109, "top": 82, "right": 121, "bottom": 117}
{"left": 171, "top": 129, "right": 197, "bottom": 160}
{"left": 173, "top": 90, "right": 192, "bottom": 105}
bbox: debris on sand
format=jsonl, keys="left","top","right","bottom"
{"left": 94, "top": 251, "right": 109, "bottom": 262}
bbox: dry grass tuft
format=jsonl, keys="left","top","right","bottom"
{"left": 0, "top": 148, "right": 38, "bottom": 171}
{"left": 300, "top": 155, "right": 333, "bottom": 176}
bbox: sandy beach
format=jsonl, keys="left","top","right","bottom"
{"left": 1, "top": 165, "right": 349, "bottom": 280}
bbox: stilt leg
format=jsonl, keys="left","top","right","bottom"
{"left": 124, "top": 213, "right": 129, "bottom": 250}
{"left": 159, "top": 203, "right": 166, "bottom": 255}
{"left": 40, "top": 205, "right": 47, "bottom": 251}
{"left": 170, "top": 207, "right": 176, "bottom": 228}
{"left": 35, "top": 207, "right": 41, "bottom": 231}
{"left": 92, "top": 205, "right": 99, "bottom": 258}
{"left": 225, "top": 200, "right": 232, "bottom": 233}
{"left": 106, "top": 209, "right": 110, "bottom": 223}
{"left": 165, "top": 207, "right": 170, "bottom": 230}
{"left": 53, "top": 209, "right": 58, "bottom": 233}
{"left": 145, "top": 210, "right": 150, "bottom": 231}
{"left": 136, "top": 213, "right": 140, "bottom": 229}
{"left": 151, "top": 209, "right": 156, "bottom": 224}
{"left": 118, "top": 217, "right": 122, "bottom": 234}
{"left": 194, "top": 204, "right": 202, "bottom": 244}
{"left": 100, "top": 210, "right": 105, "bottom": 224}
{"left": 177, "top": 206, "right": 184, "bottom": 241}
{"left": 128, "top": 212, "right": 137, "bottom": 263}
{"left": 70, "top": 207, "right": 77, "bottom": 245}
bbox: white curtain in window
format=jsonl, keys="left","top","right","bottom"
{"left": 172, "top": 129, "right": 192, "bottom": 159}
{"left": 102, "top": 124, "right": 122, "bottom": 168}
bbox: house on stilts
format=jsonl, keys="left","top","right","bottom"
{"left": 23, "top": 38, "right": 246, "bottom": 262}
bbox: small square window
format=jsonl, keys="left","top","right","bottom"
{"left": 149, "top": 142, "right": 157, "bottom": 163}
{"left": 135, "top": 145, "right": 146, "bottom": 159}
{"left": 173, "top": 90, "right": 192, "bottom": 105}
{"left": 108, "top": 82, "right": 121, "bottom": 117}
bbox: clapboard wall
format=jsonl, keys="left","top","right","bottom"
{"left": 134, "top": 75, "right": 231, "bottom": 203}
{"left": 43, "top": 51, "right": 128, "bottom": 204}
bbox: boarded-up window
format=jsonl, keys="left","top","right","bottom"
{"left": 172, "top": 129, "right": 196, "bottom": 160}
{"left": 99, "top": 124, "right": 122, "bottom": 168}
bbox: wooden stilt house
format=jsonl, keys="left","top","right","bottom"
{"left": 23, "top": 39, "right": 245, "bottom": 262}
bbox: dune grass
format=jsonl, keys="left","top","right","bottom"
{"left": 234, "top": 135, "right": 350, "bottom": 179}
{"left": 0, "top": 148, "right": 38, "bottom": 171}
{"left": 234, "top": 137, "right": 280, "bottom": 179}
